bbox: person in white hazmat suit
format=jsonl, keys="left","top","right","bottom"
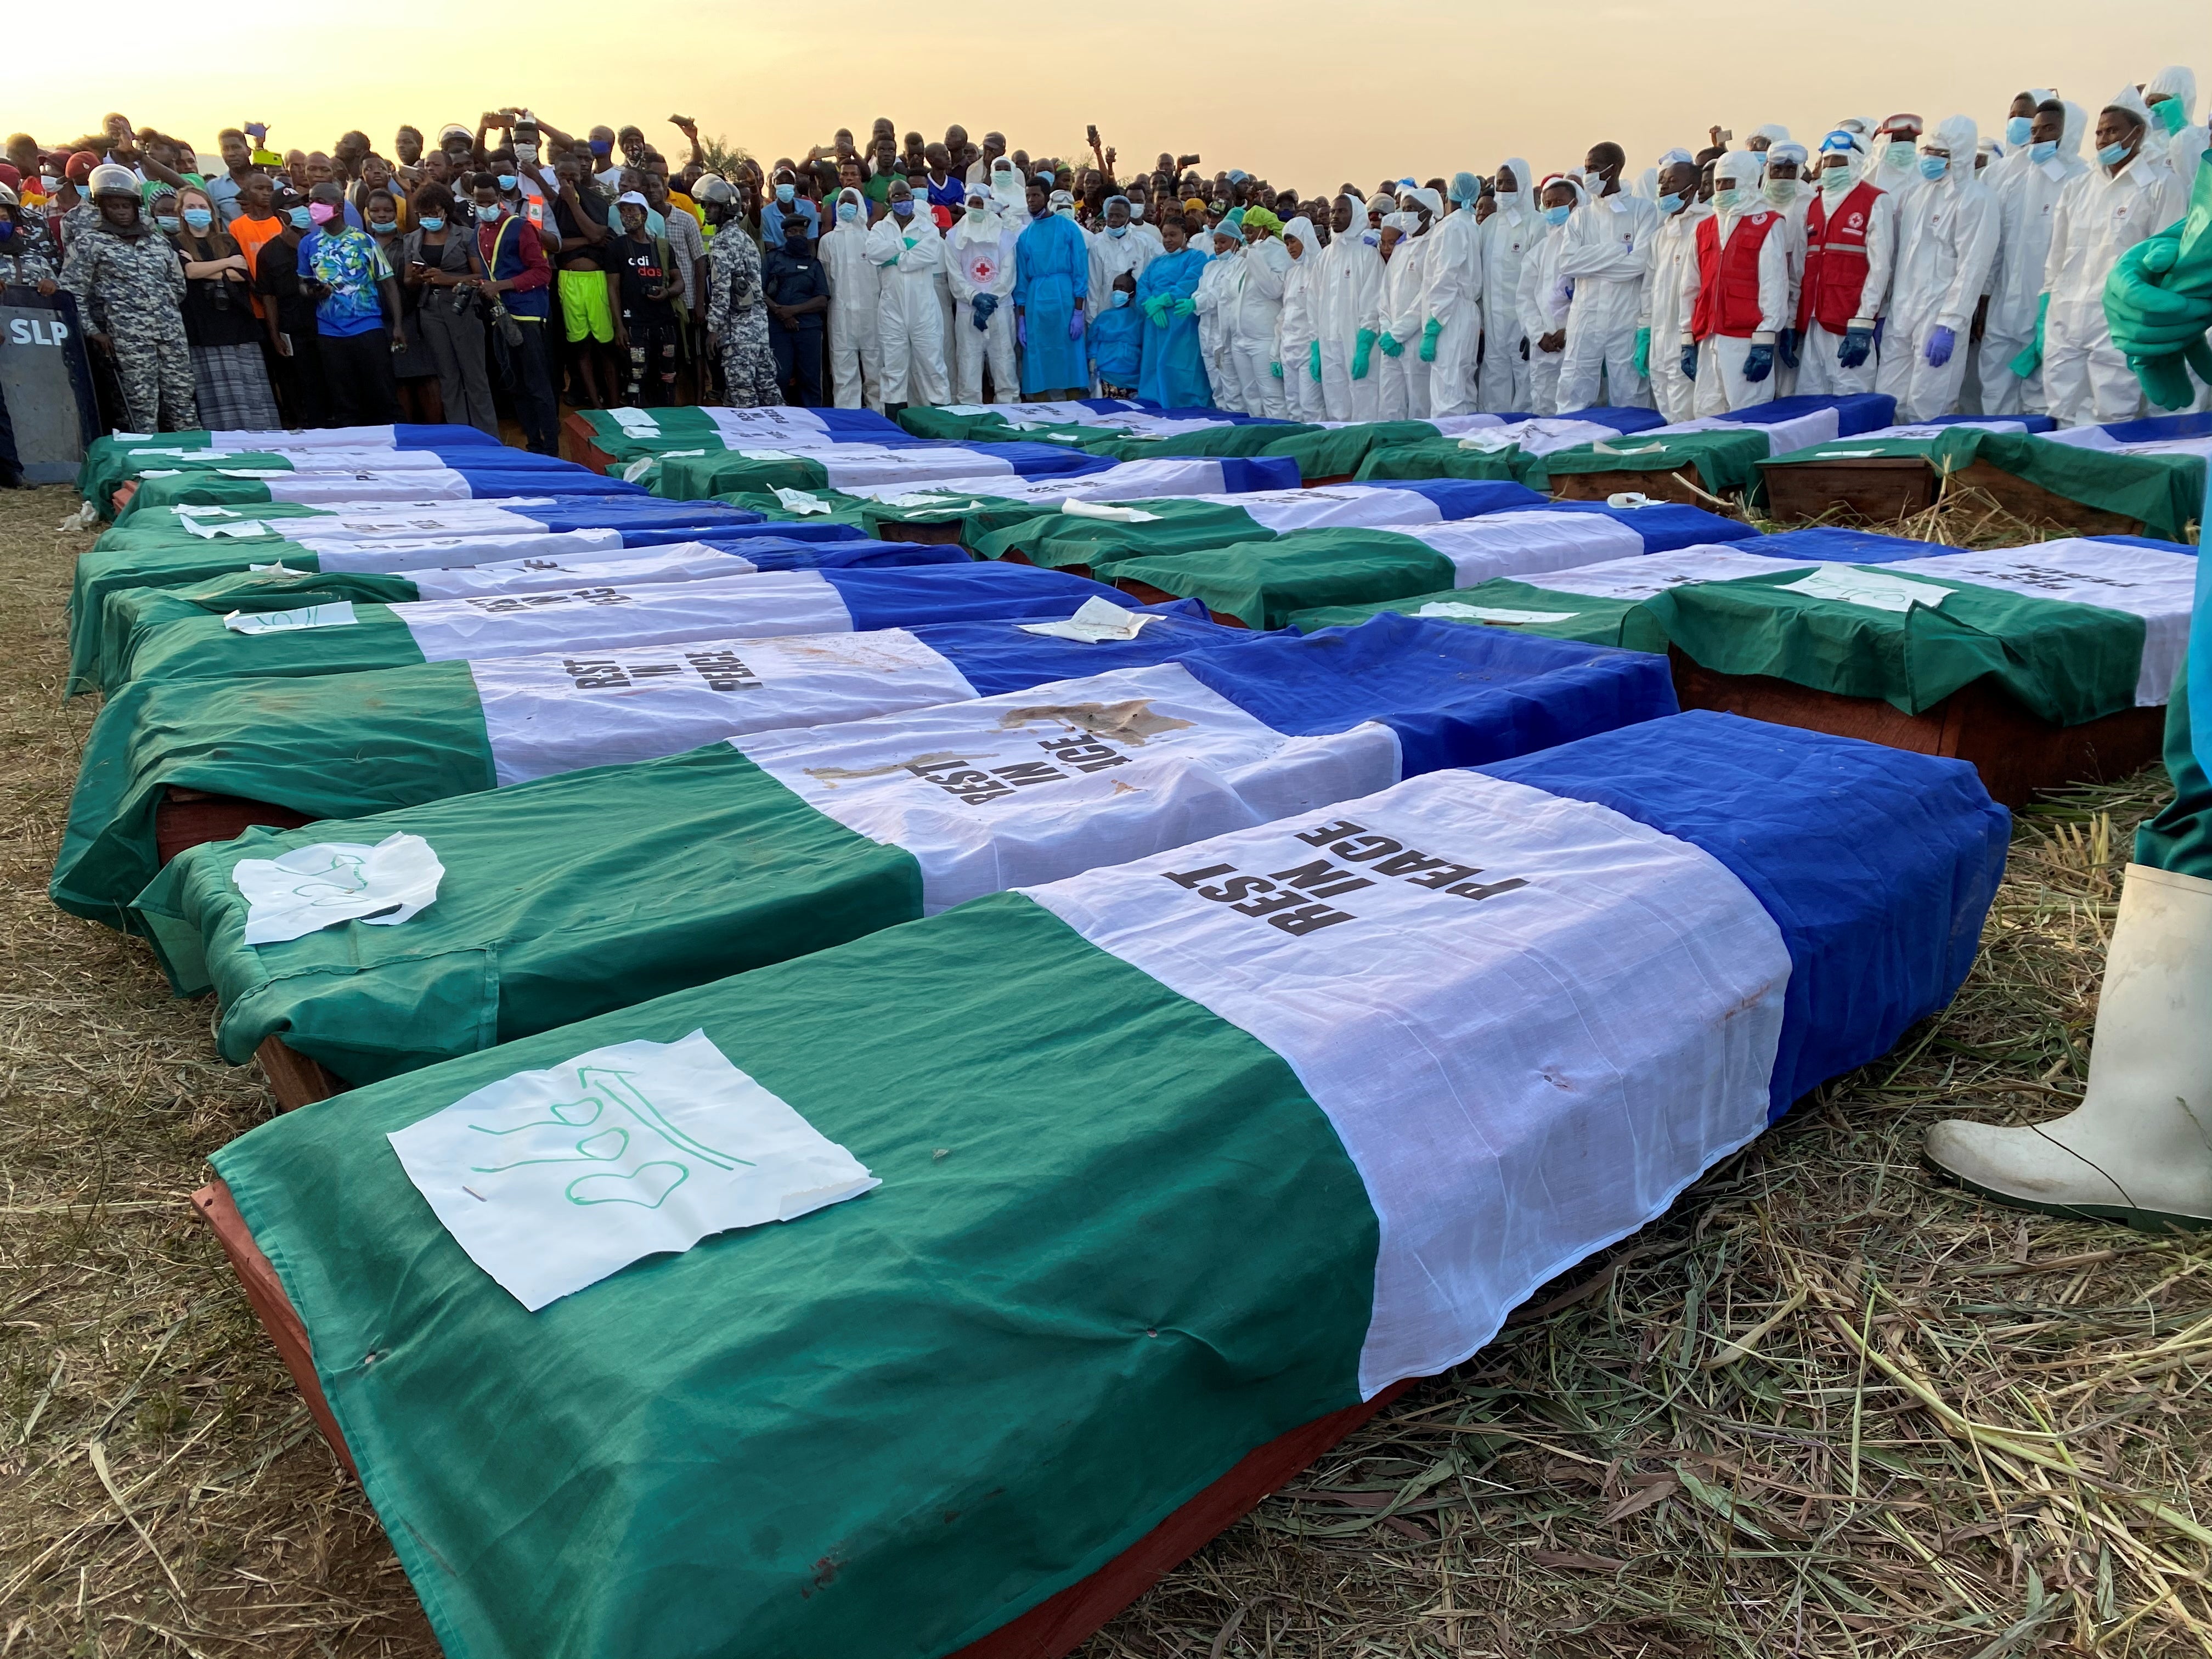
{"left": 1193, "top": 218, "right": 1248, "bottom": 413}
{"left": 1516, "top": 174, "right": 1582, "bottom": 416}
{"left": 818, "top": 187, "right": 883, "bottom": 410}
{"left": 2143, "top": 65, "right": 2208, "bottom": 195}
{"left": 1232, "top": 208, "right": 1292, "bottom": 419}
{"left": 1759, "top": 142, "right": 1813, "bottom": 395}
{"left": 1318, "top": 193, "right": 1386, "bottom": 420}
{"left": 1877, "top": 115, "right": 2000, "bottom": 421}
{"left": 945, "top": 189, "right": 1019, "bottom": 404}
{"left": 2039, "top": 89, "right": 2188, "bottom": 426}
{"left": 1375, "top": 189, "right": 1438, "bottom": 420}
{"left": 864, "top": 177, "right": 950, "bottom": 410}
{"left": 1683, "top": 150, "right": 1789, "bottom": 415}
{"left": 1640, "top": 155, "right": 1710, "bottom": 422}
{"left": 1087, "top": 196, "right": 1156, "bottom": 321}
{"left": 1795, "top": 131, "right": 1897, "bottom": 398}
{"left": 1555, "top": 142, "right": 1659, "bottom": 410}
{"left": 1977, "top": 98, "right": 2085, "bottom": 416}
{"left": 1477, "top": 160, "right": 1537, "bottom": 413}
{"left": 1277, "top": 215, "right": 1325, "bottom": 420}
{"left": 1421, "top": 174, "right": 1485, "bottom": 417}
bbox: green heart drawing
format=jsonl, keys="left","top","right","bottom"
{"left": 574, "top": 1128, "right": 629, "bottom": 1161}
{"left": 567, "top": 1161, "right": 689, "bottom": 1209}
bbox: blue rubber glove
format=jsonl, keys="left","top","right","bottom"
{"left": 1309, "top": 340, "right": 1322, "bottom": 380}
{"left": 1171, "top": 296, "right": 1197, "bottom": 318}
{"left": 972, "top": 292, "right": 998, "bottom": 329}
{"left": 1269, "top": 360, "right": 1284, "bottom": 379}
{"left": 1419, "top": 318, "right": 1442, "bottom": 362}
{"left": 1017, "top": 313, "right": 1028, "bottom": 347}
{"left": 1352, "top": 327, "right": 1378, "bottom": 379}
{"left": 1742, "top": 343, "right": 1774, "bottom": 383}
{"left": 1068, "top": 309, "right": 1085, "bottom": 341}
{"left": 1838, "top": 326, "right": 1874, "bottom": 369}
{"left": 1778, "top": 328, "right": 1800, "bottom": 369}
{"left": 1924, "top": 324, "right": 1956, "bottom": 367}
{"left": 1680, "top": 343, "right": 1699, "bottom": 380}
{"left": 1379, "top": 331, "right": 1404, "bottom": 358}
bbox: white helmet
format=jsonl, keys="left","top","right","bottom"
{"left": 87, "top": 163, "right": 140, "bottom": 201}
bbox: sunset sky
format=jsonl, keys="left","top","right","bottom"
{"left": 16, "top": 2, "right": 2207, "bottom": 190}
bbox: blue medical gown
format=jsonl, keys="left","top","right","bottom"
{"left": 1136, "top": 247, "right": 1211, "bottom": 408}
{"left": 1014, "top": 215, "right": 1091, "bottom": 393}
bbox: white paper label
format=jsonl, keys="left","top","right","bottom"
{"left": 772, "top": 488, "right": 834, "bottom": 515}
{"left": 1777, "top": 564, "right": 1955, "bottom": 613}
{"left": 223, "top": 602, "right": 358, "bottom": 634}
{"left": 232, "top": 831, "right": 444, "bottom": 944}
{"left": 1059, "top": 498, "right": 1161, "bottom": 523}
{"left": 1015, "top": 597, "right": 1159, "bottom": 641}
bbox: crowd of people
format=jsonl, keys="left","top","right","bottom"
{"left": 0, "top": 74, "right": 2204, "bottom": 452}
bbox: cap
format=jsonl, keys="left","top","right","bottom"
{"left": 616, "top": 190, "right": 650, "bottom": 207}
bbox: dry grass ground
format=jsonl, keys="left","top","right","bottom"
{"left": 2, "top": 480, "right": 2206, "bottom": 1658}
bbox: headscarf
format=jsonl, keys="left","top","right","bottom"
{"left": 1280, "top": 214, "right": 1316, "bottom": 257}
{"left": 1242, "top": 205, "right": 1282, "bottom": 234}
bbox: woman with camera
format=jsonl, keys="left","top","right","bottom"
{"left": 400, "top": 181, "right": 499, "bottom": 435}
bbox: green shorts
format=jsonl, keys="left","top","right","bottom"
{"left": 558, "top": 268, "right": 616, "bottom": 343}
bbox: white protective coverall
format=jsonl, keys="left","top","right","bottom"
{"left": 818, "top": 188, "right": 882, "bottom": 410}
{"left": 865, "top": 204, "right": 951, "bottom": 407}
{"left": 1555, "top": 176, "right": 1659, "bottom": 410}
{"left": 1194, "top": 229, "right": 1248, "bottom": 413}
{"left": 1276, "top": 217, "right": 1325, "bottom": 420}
{"left": 1318, "top": 201, "right": 1386, "bottom": 420}
{"left": 1087, "top": 205, "right": 1158, "bottom": 319}
{"left": 1514, "top": 177, "right": 1582, "bottom": 416}
{"left": 1422, "top": 178, "right": 1486, "bottom": 417}
{"left": 1879, "top": 115, "right": 2001, "bottom": 421}
{"left": 1477, "top": 161, "right": 1537, "bottom": 413}
{"left": 1978, "top": 101, "right": 2086, "bottom": 416}
{"left": 1233, "top": 228, "right": 1293, "bottom": 419}
{"left": 2042, "top": 91, "right": 2188, "bottom": 426}
{"left": 1685, "top": 153, "right": 1791, "bottom": 415}
{"left": 945, "top": 194, "right": 1019, "bottom": 404}
{"left": 1796, "top": 137, "right": 1899, "bottom": 398}
{"left": 2143, "top": 66, "right": 2208, "bottom": 196}
{"left": 1760, "top": 145, "right": 1812, "bottom": 396}
{"left": 1377, "top": 198, "right": 1436, "bottom": 420}
{"left": 1642, "top": 193, "right": 1712, "bottom": 422}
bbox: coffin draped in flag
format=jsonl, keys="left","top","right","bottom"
{"left": 115, "top": 456, "right": 648, "bottom": 522}
{"left": 653, "top": 438, "right": 1116, "bottom": 499}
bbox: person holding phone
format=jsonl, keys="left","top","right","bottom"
{"left": 402, "top": 180, "right": 498, "bottom": 433}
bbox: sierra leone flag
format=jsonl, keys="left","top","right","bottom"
{"left": 654, "top": 439, "right": 1115, "bottom": 500}
{"left": 97, "top": 495, "right": 768, "bottom": 551}
{"left": 574, "top": 404, "right": 909, "bottom": 466}
{"left": 116, "top": 460, "right": 646, "bottom": 524}
{"left": 891, "top": 398, "right": 1159, "bottom": 442}
{"left": 1537, "top": 394, "right": 1896, "bottom": 500}
{"left": 54, "top": 604, "right": 1257, "bottom": 923}
{"left": 975, "top": 480, "right": 1550, "bottom": 571}
{"left": 140, "top": 616, "right": 1678, "bottom": 1081}
{"left": 1105, "top": 500, "right": 1753, "bottom": 629}
{"left": 78, "top": 421, "right": 502, "bottom": 495}
{"left": 204, "top": 710, "right": 2006, "bottom": 1659}
{"left": 1353, "top": 411, "right": 1677, "bottom": 484}
{"left": 1256, "top": 415, "right": 1509, "bottom": 481}
{"left": 832, "top": 456, "right": 1299, "bottom": 541}
{"left": 104, "top": 563, "right": 1124, "bottom": 694}
{"left": 84, "top": 431, "right": 515, "bottom": 513}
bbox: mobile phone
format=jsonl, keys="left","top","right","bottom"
{"left": 1717, "top": 129, "right": 1733, "bottom": 143}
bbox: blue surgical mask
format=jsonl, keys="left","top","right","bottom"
{"left": 497, "top": 173, "right": 518, "bottom": 193}
{"left": 287, "top": 206, "right": 314, "bottom": 228}
{"left": 1540, "top": 204, "right": 1570, "bottom": 226}
{"left": 477, "top": 200, "right": 503, "bottom": 221}
{"left": 1109, "top": 290, "right": 1130, "bottom": 308}
{"left": 1360, "top": 226, "right": 1385, "bottom": 244}
{"left": 891, "top": 198, "right": 912, "bottom": 217}
{"left": 2099, "top": 140, "right": 2134, "bottom": 168}
{"left": 1107, "top": 222, "right": 1127, "bottom": 238}
{"left": 1657, "top": 192, "right": 1685, "bottom": 215}
{"left": 183, "top": 206, "right": 213, "bottom": 231}
{"left": 1917, "top": 154, "right": 1950, "bottom": 180}
{"left": 368, "top": 218, "right": 398, "bottom": 235}
{"left": 776, "top": 183, "right": 795, "bottom": 204}
{"left": 2006, "top": 116, "right": 2034, "bottom": 147}
{"left": 590, "top": 139, "right": 613, "bottom": 158}
{"left": 2029, "top": 140, "right": 2058, "bottom": 163}
{"left": 837, "top": 201, "right": 860, "bottom": 222}
{"left": 418, "top": 215, "right": 445, "bottom": 231}
{"left": 155, "top": 213, "right": 181, "bottom": 233}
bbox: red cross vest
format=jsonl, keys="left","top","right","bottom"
{"left": 1798, "top": 180, "right": 1883, "bottom": 335}
{"left": 1690, "top": 210, "right": 1779, "bottom": 340}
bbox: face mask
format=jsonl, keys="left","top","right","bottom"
{"left": 368, "top": 218, "right": 398, "bottom": 235}
{"left": 2099, "top": 140, "right": 2135, "bottom": 168}
{"left": 183, "top": 206, "right": 213, "bottom": 231}
{"left": 515, "top": 143, "right": 538, "bottom": 163}
{"left": 1540, "top": 204, "right": 1570, "bottom": 227}
{"left": 477, "top": 200, "right": 503, "bottom": 221}
{"left": 1918, "top": 154, "right": 1950, "bottom": 180}
{"left": 839, "top": 201, "right": 861, "bottom": 222}
{"left": 590, "top": 140, "right": 612, "bottom": 158}
{"left": 776, "top": 183, "right": 795, "bottom": 204}
{"left": 418, "top": 215, "right": 445, "bottom": 231}
{"left": 1106, "top": 222, "right": 1127, "bottom": 238}
{"left": 891, "top": 199, "right": 912, "bottom": 218}
{"left": 497, "top": 173, "right": 518, "bottom": 193}
{"left": 1763, "top": 178, "right": 1797, "bottom": 207}
{"left": 288, "top": 206, "right": 314, "bottom": 228}
{"left": 40, "top": 176, "right": 60, "bottom": 193}
{"left": 1109, "top": 290, "right": 1130, "bottom": 308}
{"left": 2006, "top": 116, "right": 2035, "bottom": 147}
{"left": 1656, "top": 192, "right": 1685, "bottom": 215}
{"left": 2155, "top": 98, "right": 2188, "bottom": 136}
{"left": 308, "top": 202, "right": 336, "bottom": 225}
{"left": 155, "top": 213, "right": 181, "bottom": 233}
{"left": 1821, "top": 167, "right": 1854, "bottom": 196}
{"left": 1717, "top": 187, "right": 1748, "bottom": 212}
{"left": 1881, "top": 139, "right": 1913, "bottom": 171}
{"left": 1496, "top": 190, "right": 1520, "bottom": 210}
{"left": 1129, "top": 202, "right": 1145, "bottom": 221}
{"left": 1361, "top": 225, "right": 1385, "bottom": 244}
{"left": 2029, "top": 140, "right": 2058, "bottom": 163}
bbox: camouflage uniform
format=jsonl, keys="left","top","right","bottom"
{"left": 0, "top": 220, "right": 60, "bottom": 289}
{"left": 59, "top": 221, "right": 198, "bottom": 432}
{"left": 704, "top": 228, "right": 782, "bottom": 407}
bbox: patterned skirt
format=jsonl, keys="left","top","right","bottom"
{"left": 190, "top": 343, "right": 284, "bottom": 430}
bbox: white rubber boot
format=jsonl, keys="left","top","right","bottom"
{"left": 1924, "top": 862, "right": 2212, "bottom": 1230}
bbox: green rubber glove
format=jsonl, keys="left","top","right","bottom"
{"left": 1378, "top": 331, "right": 1404, "bottom": 358}
{"left": 1419, "top": 318, "right": 1442, "bottom": 362}
{"left": 2010, "top": 294, "right": 2047, "bottom": 380}
{"left": 1633, "top": 326, "right": 1651, "bottom": 379}
{"left": 1308, "top": 340, "right": 1322, "bottom": 380}
{"left": 1352, "top": 328, "right": 1378, "bottom": 379}
{"left": 1269, "top": 360, "right": 1283, "bottom": 378}
{"left": 1172, "top": 296, "right": 1198, "bottom": 317}
{"left": 1143, "top": 296, "right": 1171, "bottom": 325}
{"left": 2103, "top": 159, "right": 2212, "bottom": 410}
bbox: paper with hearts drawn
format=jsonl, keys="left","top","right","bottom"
{"left": 388, "top": 1030, "right": 878, "bottom": 1310}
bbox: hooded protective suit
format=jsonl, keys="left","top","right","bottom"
{"left": 865, "top": 199, "right": 950, "bottom": 407}
{"left": 1422, "top": 176, "right": 1486, "bottom": 416}
{"left": 1378, "top": 188, "right": 1441, "bottom": 419}
{"left": 1193, "top": 223, "right": 1248, "bottom": 411}
{"left": 1977, "top": 101, "right": 2085, "bottom": 415}
{"left": 1515, "top": 174, "right": 1582, "bottom": 415}
{"left": 1276, "top": 216, "right": 1325, "bottom": 420}
{"left": 1013, "top": 199, "right": 1090, "bottom": 395}
{"left": 818, "top": 187, "right": 882, "bottom": 410}
{"left": 1982, "top": 90, "right": 2056, "bottom": 202}
{"left": 1555, "top": 163, "right": 1660, "bottom": 410}
{"left": 1477, "top": 160, "right": 1537, "bottom": 411}
{"left": 1878, "top": 115, "right": 2000, "bottom": 420}
{"left": 1233, "top": 222, "right": 1293, "bottom": 418}
{"left": 2041, "top": 89, "right": 2188, "bottom": 425}
{"left": 946, "top": 191, "right": 1020, "bottom": 404}
{"left": 1686, "top": 151, "right": 1790, "bottom": 415}
{"left": 1317, "top": 198, "right": 1386, "bottom": 419}
{"left": 1796, "top": 132, "right": 1898, "bottom": 397}
{"left": 1762, "top": 142, "right": 1813, "bottom": 395}
{"left": 1087, "top": 199, "right": 1158, "bottom": 318}
{"left": 1641, "top": 190, "right": 1712, "bottom": 421}
{"left": 2143, "top": 66, "right": 2207, "bottom": 195}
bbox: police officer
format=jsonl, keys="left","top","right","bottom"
{"left": 761, "top": 207, "right": 831, "bottom": 405}
{"left": 59, "top": 163, "right": 196, "bottom": 432}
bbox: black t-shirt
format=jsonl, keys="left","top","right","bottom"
{"left": 177, "top": 246, "right": 264, "bottom": 349}
{"left": 253, "top": 233, "right": 320, "bottom": 340}
{"left": 551, "top": 192, "right": 617, "bottom": 271}
{"left": 614, "top": 234, "right": 676, "bottom": 322}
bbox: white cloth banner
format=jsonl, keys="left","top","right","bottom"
{"left": 1533, "top": 545, "right": 1804, "bottom": 602}
{"left": 394, "top": 570, "right": 853, "bottom": 664}
{"left": 1396, "top": 511, "right": 1645, "bottom": 588}
{"left": 390, "top": 1030, "right": 878, "bottom": 1311}
{"left": 308, "top": 528, "right": 629, "bottom": 573}
{"left": 232, "top": 831, "right": 445, "bottom": 944}
{"left": 1889, "top": 539, "right": 2201, "bottom": 705}
{"left": 742, "top": 662, "right": 1401, "bottom": 914}
{"left": 471, "top": 627, "right": 979, "bottom": 786}
{"left": 1025, "top": 770, "right": 1790, "bottom": 1397}
{"left": 404, "top": 543, "right": 758, "bottom": 600}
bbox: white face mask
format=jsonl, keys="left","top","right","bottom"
{"left": 1495, "top": 189, "right": 1520, "bottom": 210}
{"left": 1763, "top": 177, "right": 1799, "bottom": 207}
{"left": 1128, "top": 201, "right": 1146, "bottom": 221}
{"left": 514, "top": 143, "right": 538, "bottom": 164}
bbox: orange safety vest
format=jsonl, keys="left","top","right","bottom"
{"left": 1691, "top": 210, "right": 1779, "bottom": 341}
{"left": 1798, "top": 180, "right": 1883, "bottom": 335}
